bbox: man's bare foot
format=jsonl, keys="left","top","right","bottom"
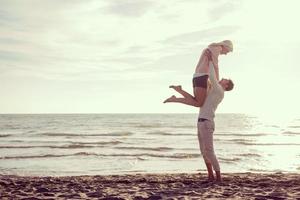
{"left": 216, "top": 172, "right": 222, "bottom": 182}
{"left": 169, "top": 85, "right": 182, "bottom": 92}
{"left": 216, "top": 177, "right": 222, "bottom": 182}
{"left": 208, "top": 175, "right": 215, "bottom": 182}
{"left": 163, "top": 95, "right": 176, "bottom": 103}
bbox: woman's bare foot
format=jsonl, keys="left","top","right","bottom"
{"left": 169, "top": 85, "right": 182, "bottom": 92}
{"left": 163, "top": 95, "right": 177, "bottom": 103}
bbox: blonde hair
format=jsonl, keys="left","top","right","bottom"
{"left": 209, "top": 40, "right": 233, "bottom": 52}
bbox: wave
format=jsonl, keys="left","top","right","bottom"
{"left": 234, "top": 141, "right": 300, "bottom": 146}
{"left": 219, "top": 157, "right": 242, "bottom": 162}
{"left": 248, "top": 168, "right": 274, "bottom": 172}
{"left": 1, "top": 125, "right": 20, "bottom": 130}
{"left": 0, "top": 145, "right": 48, "bottom": 149}
{"left": 1, "top": 154, "right": 67, "bottom": 159}
{"left": 135, "top": 124, "right": 162, "bottom": 128}
{"left": 174, "top": 126, "right": 194, "bottom": 128}
{"left": 0, "top": 141, "right": 122, "bottom": 149}
{"left": 0, "top": 134, "right": 10, "bottom": 137}
{"left": 0, "top": 145, "right": 93, "bottom": 149}
{"left": 227, "top": 139, "right": 255, "bottom": 143}
{"left": 0, "top": 152, "right": 200, "bottom": 160}
{"left": 71, "top": 141, "right": 122, "bottom": 145}
{"left": 147, "top": 131, "right": 194, "bottom": 136}
{"left": 114, "top": 146, "right": 174, "bottom": 152}
{"left": 235, "top": 153, "right": 261, "bottom": 157}
{"left": 137, "top": 124, "right": 194, "bottom": 129}
{"left": 39, "top": 132, "right": 134, "bottom": 137}
{"left": 216, "top": 133, "right": 268, "bottom": 137}
{"left": 288, "top": 125, "right": 300, "bottom": 128}
{"left": 74, "top": 152, "right": 98, "bottom": 156}
{"left": 74, "top": 152, "right": 201, "bottom": 159}
{"left": 282, "top": 131, "right": 300, "bottom": 135}
{"left": 26, "top": 130, "right": 36, "bottom": 134}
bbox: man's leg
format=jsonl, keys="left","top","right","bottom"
{"left": 204, "top": 161, "right": 215, "bottom": 181}
{"left": 201, "top": 121, "right": 222, "bottom": 182}
{"left": 198, "top": 122, "right": 215, "bottom": 181}
{"left": 215, "top": 171, "right": 222, "bottom": 182}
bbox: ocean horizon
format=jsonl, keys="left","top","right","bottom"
{"left": 1, "top": 113, "right": 300, "bottom": 176}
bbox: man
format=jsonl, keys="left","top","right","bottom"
{"left": 164, "top": 62, "right": 234, "bottom": 182}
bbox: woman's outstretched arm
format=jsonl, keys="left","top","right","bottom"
{"left": 208, "top": 46, "right": 222, "bottom": 81}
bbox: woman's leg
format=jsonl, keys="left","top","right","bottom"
{"left": 193, "top": 87, "right": 207, "bottom": 107}
{"left": 163, "top": 85, "right": 206, "bottom": 107}
{"left": 169, "top": 85, "right": 195, "bottom": 99}
{"left": 164, "top": 95, "right": 198, "bottom": 107}
{"left": 163, "top": 95, "right": 200, "bottom": 107}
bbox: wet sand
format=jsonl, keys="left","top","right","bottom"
{"left": 1, "top": 172, "right": 300, "bottom": 199}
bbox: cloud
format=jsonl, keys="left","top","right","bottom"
{"left": 0, "top": 50, "right": 32, "bottom": 63}
{"left": 162, "top": 26, "right": 240, "bottom": 46}
{"left": 0, "top": 0, "right": 241, "bottom": 84}
{"left": 208, "top": 1, "right": 241, "bottom": 21}
{"left": 0, "top": 9, "right": 18, "bottom": 23}
{"left": 103, "top": 0, "right": 155, "bottom": 17}
{"left": 0, "top": 37, "right": 28, "bottom": 45}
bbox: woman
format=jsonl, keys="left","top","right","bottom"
{"left": 163, "top": 40, "right": 233, "bottom": 106}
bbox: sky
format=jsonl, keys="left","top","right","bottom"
{"left": 1, "top": 0, "right": 300, "bottom": 117}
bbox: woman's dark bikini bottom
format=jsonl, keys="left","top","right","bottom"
{"left": 192, "top": 75, "right": 208, "bottom": 88}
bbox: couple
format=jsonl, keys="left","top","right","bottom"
{"left": 164, "top": 40, "right": 234, "bottom": 182}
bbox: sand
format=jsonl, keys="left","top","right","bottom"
{"left": 1, "top": 172, "right": 300, "bottom": 199}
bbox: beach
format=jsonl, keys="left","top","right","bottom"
{"left": 1, "top": 114, "right": 300, "bottom": 199}
{"left": 1, "top": 172, "right": 300, "bottom": 199}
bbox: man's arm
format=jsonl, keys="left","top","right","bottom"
{"left": 208, "top": 62, "right": 219, "bottom": 88}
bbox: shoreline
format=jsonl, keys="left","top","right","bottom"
{"left": 1, "top": 172, "right": 300, "bottom": 199}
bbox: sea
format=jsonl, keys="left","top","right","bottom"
{"left": 0, "top": 113, "right": 300, "bottom": 176}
